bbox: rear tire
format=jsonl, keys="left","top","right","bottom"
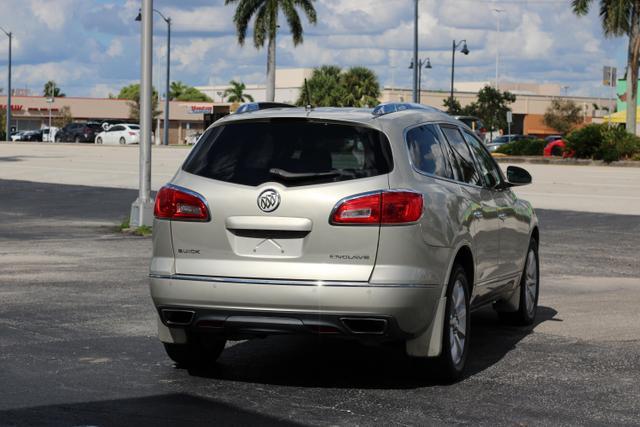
{"left": 96, "top": 137, "right": 102, "bottom": 144}
{"left": 74, "top": 136, "right": 81, "bottom": 143}
{"left": 434, "top": 264, "right": 470, "bottom": 383}
{"left": 119, "top": 137, "right": 126, "bottom": 145}
{"left": 163, "top": 336, "right": 226, "bottom": 368}
{"left": 498, "top": 238, "right": 539, "bottom": 326}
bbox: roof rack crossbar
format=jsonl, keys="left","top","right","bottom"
{"left": 235, "top": 102, "right": 296, "bottom": 115}
{"left": 372, "top": 102, "right": 442, "bottom": 117}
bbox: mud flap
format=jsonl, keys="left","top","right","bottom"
{"left": 157, "top": 316, "right": 188, "bottom": 344}
{"left": 405, "top": 296, "right": 447, "bottom": 357}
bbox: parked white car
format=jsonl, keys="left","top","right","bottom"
{"left": 41, "top": 127, "right": 59, "bottom": 142}
{"left": 95, "top": 124, "right": 140, "bottom": 145}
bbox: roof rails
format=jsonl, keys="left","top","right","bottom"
{"left": 372, "top": 102, "right": 442, "bottom": 117}
{"left": 235, "top": 102, "right": 296, "bottom": 114}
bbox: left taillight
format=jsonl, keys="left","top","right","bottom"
{"left": 154, "top": 185, "right": 210, "bottom": 221}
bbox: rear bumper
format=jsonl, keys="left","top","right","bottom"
{"left": 149, "top": 274, "right": 442, "bottom": 340}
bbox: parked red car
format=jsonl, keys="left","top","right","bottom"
{"left": 544, "top": 138, "right": 575, "bottom": 158}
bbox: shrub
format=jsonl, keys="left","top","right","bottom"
{"left": 496, "top": 138, "right": 546, "bottom": 156}
{"left": 565, "top": 124, "right": 603, "bottom": 159}
{"left": 566, "top": 124, "right": 640, "bottom": 162}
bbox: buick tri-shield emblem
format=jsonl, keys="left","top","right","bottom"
{"left": 257, "top": 189, "right": 280, "bottom": 212}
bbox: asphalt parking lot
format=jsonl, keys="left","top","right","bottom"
{"left": 2, "top": 177, "right": 640, "bottom": 426}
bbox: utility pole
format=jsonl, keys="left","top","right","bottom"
{"left": 1, "top": 27, "right": 12, "bottom": 140}
{"left": 130, "top": 0, "right": 154, "bottom": 227}
{"left": 492, "top": 8, "right": 504, "bottom": 90}
{"left": 163, "top": 17, "right": 171, "bottom": 146}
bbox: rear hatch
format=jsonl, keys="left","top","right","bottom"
{"left": 168, "top": 117, "right": 393, "bottom": 282}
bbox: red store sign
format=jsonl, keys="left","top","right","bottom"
{"left": 0, "top": 104, "right": 24, "bottom": 111}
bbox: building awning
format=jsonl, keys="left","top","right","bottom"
{"left": 603, "top": 110, "right": 640, "bottom": 123}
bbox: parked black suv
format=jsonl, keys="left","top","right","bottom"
{"left": 55, "top": 122, "right": 104, "bottom": 143}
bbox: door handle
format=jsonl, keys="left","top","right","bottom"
{"left": 473, "top": 211, "right": 483, "bottom": 219}
{"left": 498, "top": 212, "right": 507, "bottom": 220}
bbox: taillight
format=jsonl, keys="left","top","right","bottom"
{"left": 154, "top": 185, "right": 210, "bottom": 221}
{"left": 331, "top": 191, "right": 423, "bottom": 225}
{"left": 129, "top": 132, "right": 136, "bottom": 136}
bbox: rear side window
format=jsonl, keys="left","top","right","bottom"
{"left": 182, "top": 119, "right": 393, "bottom": 187}
{"left": 406, "top": 124, "right": 452, "bottom": 179}
{"left": 440, "top": 126, "right": 482, "bottom": 186}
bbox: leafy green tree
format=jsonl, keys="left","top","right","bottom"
{"left": 543, "top": 99, "right": 583, "bottom": 134}
{"left": 43, "top": 80, "right": 65, "bottom": 97}
{"left": 572, "top": 0, "right": 640, "bottom": 134}
{"left": 117, "top": 83, "right": 160, "bottom": 121}
{"left": 341, "top": 66, "right": 381, "bottom": 107}
{"left": 297, "top": 65, "right": 347, "bottom": 107}
{"left": 443, "top": 97, "right": 463, "bottom": 115}
{"left": 225, "top": 0, "right": 317, "bottom": 102}
{"left": 464, "top": 86, "right": 516, "bottom": 137}
{"left": 53, "top": 106, "right": 73, "bottom": 128}
{"left": 223, "top": 80, "right": 254, "bottom": 103}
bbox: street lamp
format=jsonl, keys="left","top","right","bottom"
{"left": 449, "top": 39, "right": 469, "bottom": 111}
{"left": 130, "top": 0, "right": 154, "bottom": 228}
{"left": 409, "top": 57, "right": 432, "bottom": 104}
{"left": 136, "top": 7, "right": 171, "bottom": 146}
{"left": 1, "top": 26, "right": 12, "bottom": 141}
{"left": 412, "top": 0, "right": 419, "bottom": 103}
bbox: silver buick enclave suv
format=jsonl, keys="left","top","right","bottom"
{"left": 150, "top": 103, "right": 539, "bottom": 381}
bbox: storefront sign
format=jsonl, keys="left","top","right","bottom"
{"left": 187, "top": 105, "right": 213, "bottom": 114}
{"left": 0, "top": 104, "right": 24, "bottom": 111}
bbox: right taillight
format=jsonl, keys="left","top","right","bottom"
{"left": 331, "top": 191, "right": 423, "bottom": 225}
{"left": 154, "top": 185, "right": 210, "bottom": 221}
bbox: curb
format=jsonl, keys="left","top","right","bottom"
{"left": 494, "top": 156, "right": 640, "bottom": 168}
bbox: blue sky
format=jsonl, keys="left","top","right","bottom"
{"left": 0, "top": 0, "right": 628, "bottom": 98}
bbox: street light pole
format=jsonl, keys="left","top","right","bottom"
{"left": 1, "top": 27, "right": 12, "bottom": 141}
{"left": 130, "top": 0, "right": 154, "bottom": 227}
{"left": 412, "top": 0, "right": 419, "bottom": 103}
{"left": 410, "top": 57, "right": 432, "bottom": 104}
{"left": 449, "top": 39, "right": 469, "bottom": 111}
{"left": 136, "top": 8, "right": 171, "bottom": 146}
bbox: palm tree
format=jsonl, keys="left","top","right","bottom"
{"left": 43, "top": 80, "right": 65, "bottom": 97}
{"left": 572, "top": 1, "right": 640, "bottom": 134}
{"left": 225, "top": 0, "right": 317, "bottom": 101}
{"left": 296, "top": 65, "right": 346, "bottom": 107}
{"left": 341, "top": 67, "right": 381, "bottom": 108}
{"left": 224, "top": 80, "right": 254, "bottom": 103}
{"left": 169, "top": 81, "right": 189, "bottom": 100}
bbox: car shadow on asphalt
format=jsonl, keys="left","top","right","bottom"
{"left": 184, "top": 305, "right": 560, "bottom": 389}
{"left": 0, "top": 393, "right": 302, "bottom": 427}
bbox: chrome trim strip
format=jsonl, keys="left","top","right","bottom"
{"left": 149, "top": 273, "right": 438, "bottom": 289}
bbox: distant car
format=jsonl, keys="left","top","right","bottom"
{"left": 453, "top": 116, "right": 487, "bottom": 141}
{"left": 185, "top": 132, "right": 203, "bottom": 145}
{"left": 10, "top": 131, "right": 27, "bottom": 141}
{"left": 55, "top": 122, "right": 104, "bottom": 143}
{"left": 95, "top": 123, "right": 140, "bottom": 145}
{"left": 41, "top": 127, "right": 59, "bottom": 142}
{"left": 544, "top": 135, "right": 563, "bottom": 144}
{"left": 11, "top": 130, "right": 42, "bottom": 142}
{"left": 543, "top": 139, "right": 574, "bottom": 158}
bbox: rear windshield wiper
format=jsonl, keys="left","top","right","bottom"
{"left": 269, "top": 168, "right": 341, "bottom": 180}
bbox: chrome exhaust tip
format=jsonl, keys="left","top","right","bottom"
{"left": 161, "top": 309, "right": 195, "bottom": 326}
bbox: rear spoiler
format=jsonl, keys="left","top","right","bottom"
{"left": 235, "top": 102, "right": 296, "bottom": 114}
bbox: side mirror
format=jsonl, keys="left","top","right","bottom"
{"left": 506, "top": 166, "right": 532, "bottom": 186}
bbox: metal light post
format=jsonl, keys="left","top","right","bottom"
{"left": 1, "top": 27, "right": 12, "bottom": 140}
{"left": 449, "top": 39, "right": 469, "bottom": 109}
{"left": 130, "top": 0, "right": 154, "bottom": 227}
{"left": 136, "top": 8, "right": 171, "bottom": 146}
{"left": 492, "top": 9, "right": 504, "bottom": 90}
{"left": 409, "top": 57, "right": 431, "bottom": 104}
{"left": 412, "top": 0, "right": 419, "bottom": 103}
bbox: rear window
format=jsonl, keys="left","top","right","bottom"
{"left": 182, "top": 119, "right": 393, "bottom": 187}
{"left": 128, "top": 124, "right": 140, "bottom": 130}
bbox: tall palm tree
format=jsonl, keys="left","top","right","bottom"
{"left": 225, "top": 0, "right": 317, "bottom": 102}
{"left": 169, "top": 81, "right": 189, "bottom": 100}
{"left": 572, "top": 0, "right": 640, "bottom": 134}
{"left": 341, "top": 67, "right": 381, "bottom": 108}
{"left": 43, "top": 80, "right": 65, "bottom": 97}
{"left": 224, "top": 80, "right": 254, "bottom": 103}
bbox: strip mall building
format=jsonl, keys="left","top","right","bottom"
{"left": 0, "top": 95, "right": 230, "bottom": 144}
